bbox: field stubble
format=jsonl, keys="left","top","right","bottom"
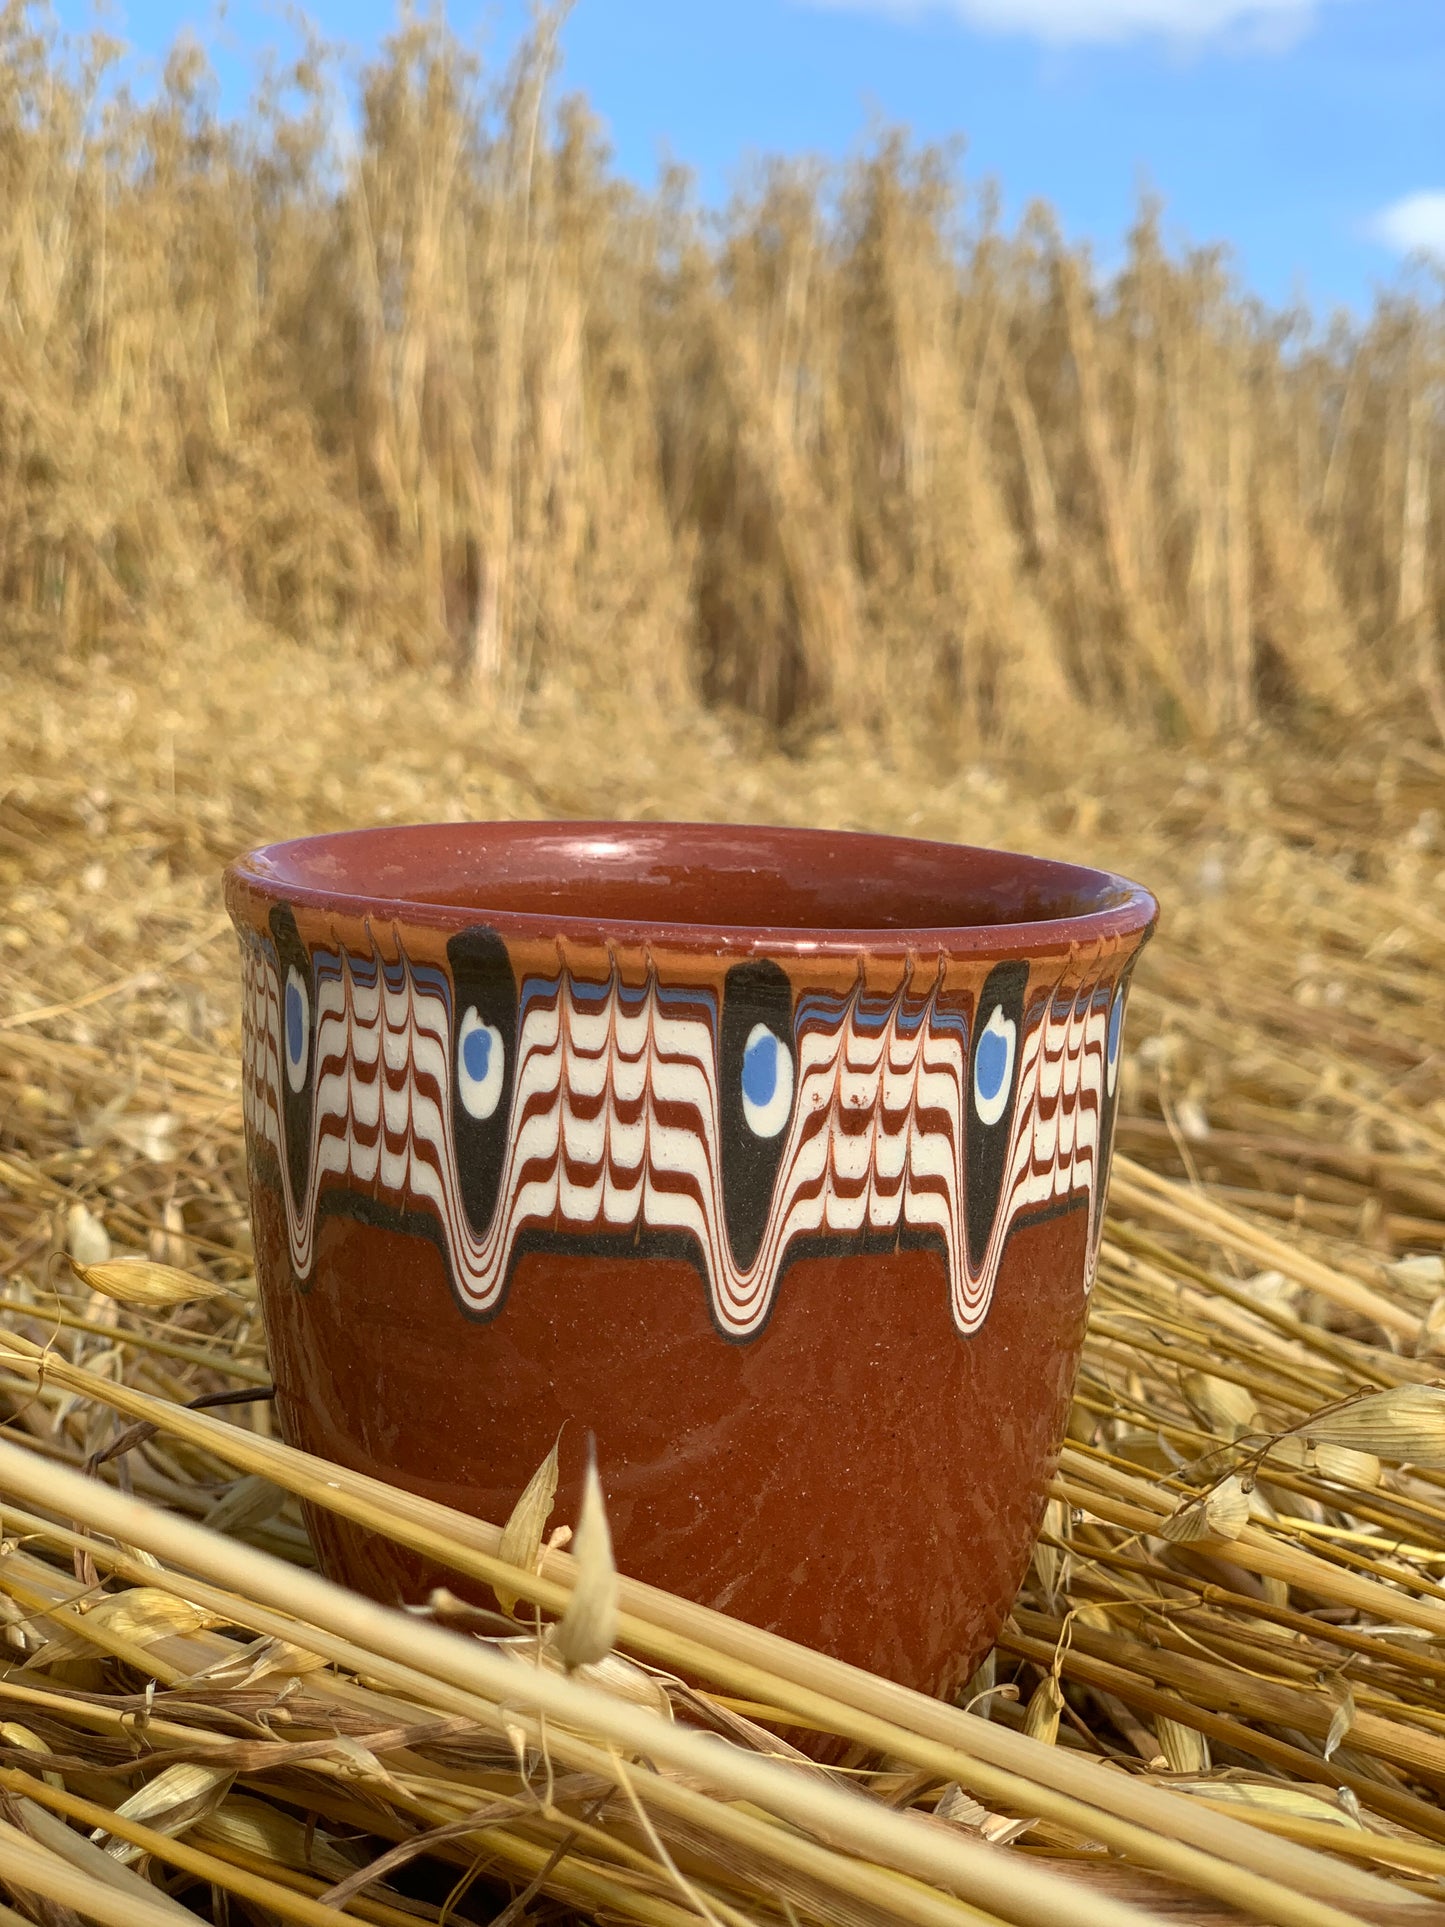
{"left": 0, "top": 633, "right": 1444, "bottom": 1925}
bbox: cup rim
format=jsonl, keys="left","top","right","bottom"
{"left": 224, "top": 819, "right": 1158, "bottom": 959}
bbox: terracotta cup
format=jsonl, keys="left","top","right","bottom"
{"left": 225, "top": 821, "right": 1156, "bottom": 1697}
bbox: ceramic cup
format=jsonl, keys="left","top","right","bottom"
{"left": 225, "top": 821, "right": 1156, "bottom": 1696}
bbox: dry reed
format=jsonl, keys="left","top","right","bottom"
{"left": 1, "top": 3, "right": 1442, "bottom": 749}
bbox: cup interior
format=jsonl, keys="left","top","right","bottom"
{"left": 229, "top": 820, "right": 1155, "bottom": 946}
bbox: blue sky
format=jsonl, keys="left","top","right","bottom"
{"left": 51, "top": 0, "right": 1445, "bottom": 317}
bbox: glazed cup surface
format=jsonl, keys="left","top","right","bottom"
{"left": 226, "top": 821, "right": 1156, "bottom": 1696}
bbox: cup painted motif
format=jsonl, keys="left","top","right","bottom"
{"left": 225, "top": 822, "right": 1156, "bottom": 1695}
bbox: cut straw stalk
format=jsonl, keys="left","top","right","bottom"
{"left": 0, "top": 1566, "right": 191, "bottom": 1687}
{"left": 1037, "top": 1537, "right": 1445, "bottom": 1690}
{"left": 1054, "top": 1444, "right": 1445, "bottom": 1632}
{"left": 1085, "top": 1313, "right": 1331, "bottom": 1411}
{"left": 1134, "top": 1434, "right": 1429, "bottom": 1551}
{"left": 0, "top": 1331, "right": 1413, "bottom": 1921}
{"left": 1101, "top": 1228, "right": 1401, "bottom": 1388}
{"left": 0, "top": 1395, "right": 1425, "bottom": 1927}
{"left": 997, "top": 1620, "right": 1445, "bottom": 1844}
{"left": 11, "top": 1791, "right": 201, "bottom": 1925}
{"left": 0, "top": 1783, "right": 438, "bottom": 1927}
{"left": 1190, "top": 1804, "right": 1445, "bottom": 1884}
{"left": 0, "top": 1771, "right": 755, "bottom": 1927}
{"left": 0, "top": 1512, "right": 1008, "bottom": 1927}
{"left": 1108, "top": 1160, "right": 1416, "bottom": 1339}
{"left": 1, "top": 1469, "right": 1417, "bottom": 1927}
{"left": 1008, "top": 1605, "right": 1445, "bottom": 1789}
{"left": 217, "top": 1821, "right": 762, "bottom": 1927}
{"left": 0, "top": 1637, "right": 971, "bottom": 1927}
{"left": 238, "top": 1743, "right": 905, "bottom": 1927}
{"left": 0, "top": 1439, "right": 1159, "bottom": 1927}
{"left": 0, "top": 1814, "right": 210, "bottom": 1927}
{"left": 0, "top": 1298, "right": 270, "bottom": 1382}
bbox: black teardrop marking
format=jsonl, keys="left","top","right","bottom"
{"left": 964, "top": 958, "right": 1030, "bottom": 1271}
{"left": 719, "top": 958, "right": 795, "bottom": 1271}
{"left": 447, "top": 925, "right": 518, "bottom": 1239}
{"left": 268, "top": 903, "right": 313, "bottom": 1213}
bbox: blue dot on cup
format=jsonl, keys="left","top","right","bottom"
{"left": 976, "top": 1026, "right": 1007, "bottom": 1104}
{"left": 283, "top": 964, "right": 309, "bottom": 1093}
{"left": 463, "top": 1024, "right": 492, "bottom": 1083}
{"left": 743, "top": 1028, "right": 778, "bottom": 1107}
{"left": 285, "top": 981, "right": 303, "bottom": 1063}
{"left": 741, "top": 1022, "right": 793, "bottom": 1137}
{"left": 457, "top": 1008, "right": 506, "bottom": 1120}
{"left": 973, "top": 1006, "right": 1016, "bottom": 1127}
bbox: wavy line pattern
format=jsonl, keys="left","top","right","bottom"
{"left": 240, "top": 931, "right": 1126, "bottom": 1337}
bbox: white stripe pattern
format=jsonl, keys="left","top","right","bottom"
{"left": 240, "top": 935, "right": 1125, "bottom": 1337}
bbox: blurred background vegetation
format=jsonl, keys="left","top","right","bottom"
{"left": 2, "top": 0, "right": 1441, "bottom": 756}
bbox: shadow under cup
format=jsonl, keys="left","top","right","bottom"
{"left": 224, "top": 821, "right": 1156, "bottom": 1697}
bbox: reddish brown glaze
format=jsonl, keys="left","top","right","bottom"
{"left": 226, "top": 820, "right": 1156, "bottom": 1697}
{"left": 254, "top": 1195, "right": 1088, "bottom": 1689}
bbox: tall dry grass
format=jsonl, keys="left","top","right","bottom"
{"left": 1, "top": 0, "right": 1442, "bottom": 751}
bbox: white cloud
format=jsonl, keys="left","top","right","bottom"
{"left": 812, "top": 0, "right": 1323, "bottom": 48}
{"left": 1371, "top": 192, "right": 1445, "bottom": 261}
